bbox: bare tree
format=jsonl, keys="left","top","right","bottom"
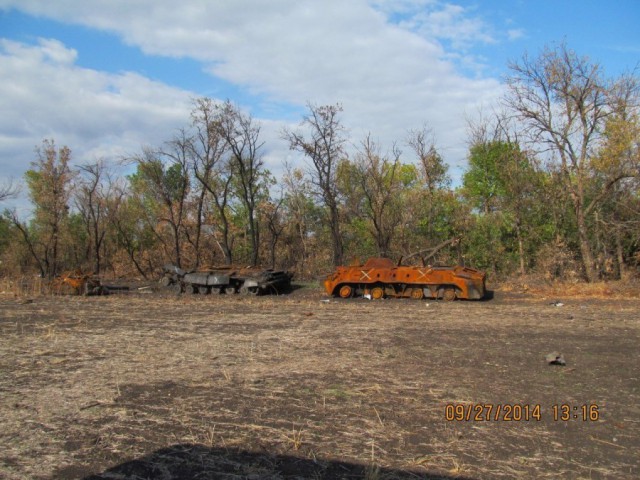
{"left": 0, "top": 178, "right": 19, "bottom": 202}
{"left": 406, "top": 126, "right": 451, "bottom": 248}
{"left": 353, "top": 134, "right": 403, "bottom": 257}
{"left": 75, "top": 160, "right": 111, "bottom": 274}
{"left": 189, "top": 98, "right": 234, "bottom": 264}
{"left": 281, "top": 163, "right": 316, "bottom": 275}
{"left": 213, "top": 100, "right": 265, "bottom": 266}
{"left": 505, "top": 43, "right": 639, "bottom": 281}
{"left": 261, "top": 196, "right": 286, "bottom": 268}
{"left": 129, "top": 138, "right": 190, "bottom": 268}
{"left": 283, "top": 103, "right": 347, "bottom": 266}
{"left": 407, "top": 126, "right": 449, "bottom": 192}
{"left": 107, "top": 183, "right": 150, "bottom": 279}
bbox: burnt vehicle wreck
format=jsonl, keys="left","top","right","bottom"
{"left": 161, "top": 264, "right": 293, "bottom": 296}
{"left": 324, "top": 257, "right": 486, "bottom": 300}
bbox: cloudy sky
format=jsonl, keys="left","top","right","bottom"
{"left": 1, "top": 0, "right": 638, "bottom": 212}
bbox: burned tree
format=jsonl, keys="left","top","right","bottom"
{"left": 284, "top": 103, "right": 347, "bottom": 266}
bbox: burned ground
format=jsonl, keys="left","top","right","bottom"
{"left": 0, "top": 286, "right": 638, "bottom": 479}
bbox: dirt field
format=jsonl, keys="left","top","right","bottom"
{"left": 0, "top": 284, "right": 638, "bottom": 479}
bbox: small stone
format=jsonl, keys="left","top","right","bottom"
{"left": 545, "top": 352, "right": 566, "bottom": 366}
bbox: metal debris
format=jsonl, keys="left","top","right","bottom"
{"left": 161, "top": 264, "right": 293, "bottom": 296}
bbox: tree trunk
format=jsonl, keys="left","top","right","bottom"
{"left": 515, "top": 222, "right": 525, "bottom": 276}
{"left": 51, "top": 229, "right": 59, "bottom": 279}
{"left": 270, "top": 239, "right": 277, "bottom": 269}
{"left": 248, "top": 208, "right": 259, "bottom": 266}
{"left": 329, "top": 203, "right": 343, "bottom": 266}
{"left": 129, "top": 249, "right": 148, "bottom": 279}
{"left": 193, "top": 188, "right": 206, "bottom": 268}
{"left": 172, "top": 224, "right": 181, "bottom": 268}
{"left": 576, "top": 207, "right": 598, "bottom": 282}
{"left": 13, "top": 218, "right": 46, "bottom": 278}
{"left": 615, "top": 228, "right": 630, "bottom": 280}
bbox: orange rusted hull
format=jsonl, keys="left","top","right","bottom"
{"left": 324, "top": 257, "right": 486, "bottom": 300}
{"left": 51, "top": 270, "right": 106, "bottom": 295}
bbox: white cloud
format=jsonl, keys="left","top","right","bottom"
{"left": 37, "top": 37, "right": 78, "bottom": 64}
{"left": 0, "top": 0, "right": 506, "bottom": 205}
{"left": 371, "top": 1, "right": 495, "bottom": 48}
{"left": 0, "top": 37, "right": 192, "bottom": 213}
{"left": 507, "top": 29, "right": 526, "bottom": 41}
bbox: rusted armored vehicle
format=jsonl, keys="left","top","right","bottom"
{"left": 161, "top": 264, "right": 293, "bottom": 295}
{"left": 51, "top": 270, "right": 108, "bottom": 296}
{"left": 324, "top": 257, "right": 486, "bottom": 300}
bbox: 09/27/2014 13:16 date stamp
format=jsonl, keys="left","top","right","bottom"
{"left": 445, "top": 403, "right": 600, "bottom": 422}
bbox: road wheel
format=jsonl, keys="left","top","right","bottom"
{"left": 338, "top": 285, "right": 353, "bottom": 298}
{"left": 371, "top": 286, "right": 385, "bottom": 299}
{"left": 410, "top": 288, "right": 424, "bottom": 300}
{"left": 160, "top": 276, "right": 172, "bottom": 287}
{"left": 210, "top": 287, "right": 221, "bottom": 295}
{"left": 443, "top": 288, "right": 456, "bottom": 301}
{"left": 184, "top": 284, "right": 198, "bottom": 295}
{"left": 223, "top": 286, "right": 237, "bottom": 295}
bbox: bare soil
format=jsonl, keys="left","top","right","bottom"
{"left": 0, "top": 284, "right": 638, "bottom": 479}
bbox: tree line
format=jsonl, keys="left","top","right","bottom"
{"left": 1, "top": 44, "right": 638, "bottom": 283}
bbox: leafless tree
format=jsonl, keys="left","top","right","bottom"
{"left": 189, "top": 98, "right": 234, "bottom": 264}
{"left": 407, "top": 126, "right": 449, "bottom": 192}
{"left": 261, "top": 196, "right": 286, "bottom": 269}
{"left": 106, "top": 183, "right": 149, "bottom": 279}
{"left": 353, "top": 134, "right": 403, "bottom": 257}
{"left": 75, "top": 160, "right": 112, "bottom": 273}
{"left": 281, "top": 163, "right": 315, "bottom": 275}
{"left": 130, "top": 136, "right": 190, "bottom": 268}
{"left": 213, "top": 100, "right": 265, "bottom": 266}
{"left": 406, "top": 126, "right": 450, "bottom": 248}
{"left": 0, "top": 178, "right": 19, "bottom": 202}
{"left": 283, "top": 103, "right": 347, "bottom": 266}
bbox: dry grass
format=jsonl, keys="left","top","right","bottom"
{"left": 0, "top": 275, "right": 48, "bottom": 297}
{"left": 497, "top": 276, "right": 640, "bottom": 299}
{"left": 0, "top": 289, "right": 639, "bottom": 479}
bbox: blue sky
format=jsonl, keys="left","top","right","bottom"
{"left": 1, "top": 10, "right": 250, "bottom": 101}
{"left": 1, "top": 0, "right": 639, "bottom": 212}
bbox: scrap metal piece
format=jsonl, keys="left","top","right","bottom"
{"left": 51, "top": 270, "right": 108, "bottom": 296}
